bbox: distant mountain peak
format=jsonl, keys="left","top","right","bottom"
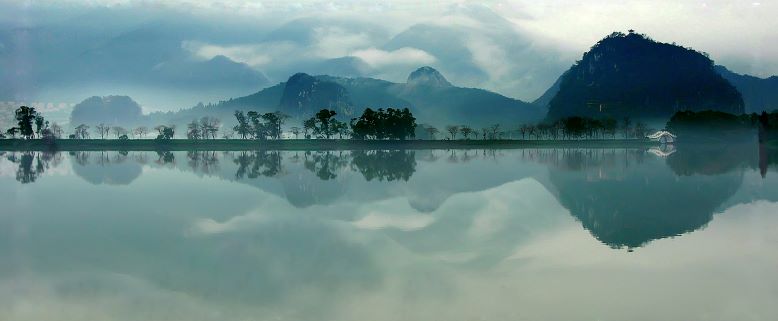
{"left": 407, "top": 66, "right": 452, "bottom": 87}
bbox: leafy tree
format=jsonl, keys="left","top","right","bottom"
{"left": 306, "top": 109, "right": 338, "bottom": 139}
{"left": 261, "top": 111, "right": 289, "bottom": 139}
{"left": 563, "top": 117, "right": 586, "bottom": 139}
{"left": 332, "top": 120, "right": 349, "bottom": 139}
{"left": 246, "top": 111, "right": 268, "bottom": 139}
{"left": 233, "top": 111, "right": 251, "bottom": 139}
{"left": 350, "top": 108, "right": 416, "bottom": 140}
{"left": 34, "top": 115, "right": 47, "bottom": 137}
{"left": 200, "top": 116, "right": 221, "bottom": 139}
{"left": 187, "top": 120, "right": 202, "bottom": 139}
{"left": 316, "top": 109, "right": 338, "bottom": 138}
{"left": 6, "top": 127, "right": 19, "bottom": 139}
{"left": 155, "top": 125, "right": 175, "bottom": 140}
{"left": 14, "top": 106, "right": 39, "bottom": 139}
{"left": 303, "top": 118, "right": 316, "bottom": 139}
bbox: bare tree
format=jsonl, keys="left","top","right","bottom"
{"left": 424, "top": 126, "right": 439, "bottom": 140}
{"left": 95, "top": 123, "right": 110, "bottom": 139}
{"left": 73, "top": 124, "right": 89, "bottom": 139}
{"left": 460, "top": 125, "right": 473, "bottom": 139}
{"left": 133, "top": 126, "right": 149, "bottom": 139}
{"left": 187, "top": 120, "right": 201, "bottom": 139}
{"left": 49, "top": 122, "right": 63, "bottom": 138}
{"left": 519, "top": 124, "right": 529, "bottom": 140}
{"left": 489, "top": 124, "right": 501, "bottom": 140}
{"left": 290, "top": 126, "right": 301, "bottom": 139}
{"left": 111, "top": 126, "right": 127, "bottom": 138}
{"left": 199, "top": 116, "right": 221, "bottom": 139}
{"left": 446, "top": 125, "right": 460, "bottom": 140}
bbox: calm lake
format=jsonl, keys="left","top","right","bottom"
{"left": 1, "top": 145, "right": 777, "bottom": 320}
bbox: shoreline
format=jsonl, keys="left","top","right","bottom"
{"left": 0, "top": 138, "right": 659, "bottom": 151}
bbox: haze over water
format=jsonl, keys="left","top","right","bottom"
{"left": 0, "top": 146, "right": 777, "bottom": 320}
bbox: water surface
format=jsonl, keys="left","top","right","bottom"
{"left": 1, "top": 145, "right": 777, "bottom": 321}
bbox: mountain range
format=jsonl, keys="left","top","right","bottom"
{"left": 154, "top": 66, "right": 543, "bottom": 128}
{"left": 0, "top": 5, "right": 569, "bottom": 109}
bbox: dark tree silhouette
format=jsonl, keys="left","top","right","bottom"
{"left": 155, "top": 125, "right": 175, "bottom": 140}
{"left": 305, "top": 109, "right": 338, "bottom": 139}
{"left": 233, "top": 111, "right": 251, "bottom": 139}
{"left": 14, "top": 106, "right": 40, "bottom": 139}
{"left": 350, "top": 108, "right": 416, "bottom": 140}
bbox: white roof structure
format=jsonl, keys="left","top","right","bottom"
{"left": 646, "top": 131, "right": 676, "bottom": 140}
{"left": 646, "top": 131, "right": 676, "bottom": 143}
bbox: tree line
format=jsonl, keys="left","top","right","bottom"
{"left": 1, "top": 105, "right": 641, "bottom": 142}
{"left": 1, "top": 106, "right": 62, "bottom": 140}
{"left": 420, "top": 116, "right": 649, "bottom": 141}
{"left": 231, "top": 107, "right": 417, "bottom": 140}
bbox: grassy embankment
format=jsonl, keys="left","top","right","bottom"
{"left": 0, "top": 138, "right": 659, "bottom": 151}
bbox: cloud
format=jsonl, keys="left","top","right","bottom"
{"left": 353, "top": 210, "right": 435, "bottom": 231}
{"left": 350, "top": 47, "right": 436, "bottom": 68}
{"left": 311, "top": 26, "right": 373, "bottom": 58}
{"left": 182, "top": 41, "right": 292, "bottom": 67}
{"left": 506, "top": 0, "right": 778, "bottom": 77}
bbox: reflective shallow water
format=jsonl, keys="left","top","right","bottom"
{"left": 1, "top": 146, "right": 777, "bottom": 321}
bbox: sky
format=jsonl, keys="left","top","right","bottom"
{"left": 0, "top": 0, "right": 776, "bottom": 112}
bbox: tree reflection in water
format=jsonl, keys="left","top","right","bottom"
{"left": 350, "top": 150, "right": 416, "bottom": 182}
{"left": 5, "top": 151, "right": 61, "bottom": 184}
{"left": 3, "top": 146, "right": 778, "bottom": 251}
{"left": 234, "top": 150, "right": 284, "bottom": 179}
{"left": 187, "top": 150, "right": 220, "bottom": 174}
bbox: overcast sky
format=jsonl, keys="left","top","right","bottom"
{"left": 4, "top": 0, "right": 776, "bottom": 76}
{"left": 1, "top": 0, "right": 776, "bottom": 112}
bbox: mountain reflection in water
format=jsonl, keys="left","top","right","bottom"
{"left": 2, "top": 145, "right": 778, "bottom": 321}
{"left": 2, "top": 144, "right": 776, "bottom": 250}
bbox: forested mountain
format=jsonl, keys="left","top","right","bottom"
{"left": 154, "top": 67, "right": 543, "bottom": 128}
{"left": 546, "top": 31, "right": 744, "bottom": 121}
{"left": 715, "top": 65, "right": 778, "bottom": 113}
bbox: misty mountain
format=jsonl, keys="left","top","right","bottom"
{"left": 0, "top": 7, "right": 272, "bottom": 107}
{"left": 715, "top": 65, "right": 778, "bottom": 113}
{"left": 379, "top": 5, "right": 570, "bottom": 100}
{"left": 0, "top": 4, "right": 572, "bottom": 111}
{"left": 155, "top": 67, "right": 542, "bottom": 128}
{"left": 546, "top": 31, "right": 744, "bottom": 121}
{"left": 531, "top": 71, "right": 566, "bottom": 109}
{"left": 279, "top": 73, "right": 355, "bottom": 120}
{"left": 70, "top": 95, "right": 143, "bottom": 126}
